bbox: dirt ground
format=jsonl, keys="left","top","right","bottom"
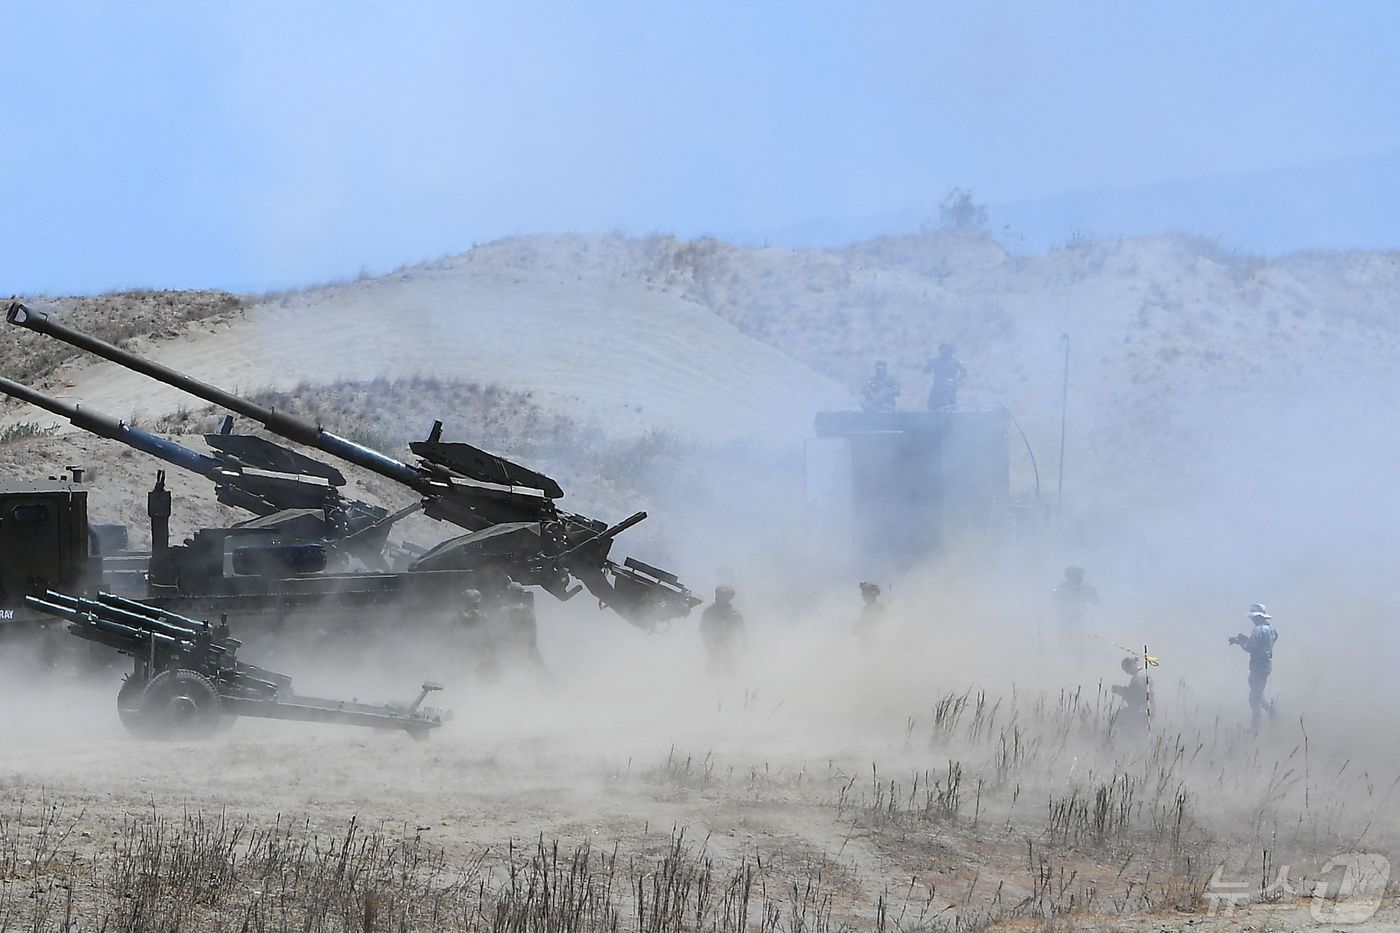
{"left": 3, "top": 593, "right": 1397, "bottom": 930}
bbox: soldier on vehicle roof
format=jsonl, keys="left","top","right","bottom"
{"left": 861, "top": 362, "right": 900, "bottom": 412}
{"left": 924, "top": 344, "right": 966, "bottom": 410}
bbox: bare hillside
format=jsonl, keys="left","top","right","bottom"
{"left": 1, "top": 289, "right": 242, "bottom": 388}
{"left": 0, "top": 254, "right": 849, "bottom": 449}
{"left": 5, "top": 232, "right": 1399, "bottom": 583}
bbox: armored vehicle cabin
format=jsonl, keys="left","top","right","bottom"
{"left": 806, "top": 407, "right": 1012, "bottom": 570}
{"left": 0, "top": 476, "right": 92, "bottom": 615}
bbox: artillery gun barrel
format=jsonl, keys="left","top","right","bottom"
{"left": 1, "top": 367, "right": 382, "bottom": 527}
{"left": 93, "top": 592, "right": 208, "bottom": 632}
{"left": 7, "top": 302, "right": 423, "bottom": 488}
{"left": 34, "top": 591, "right": 199, "bottom": 641}
{"left": 24, "top": 596, "right": 183, "bottom": 651}
{"left": 0, "top": 374, "right": 216, "bottom": 476}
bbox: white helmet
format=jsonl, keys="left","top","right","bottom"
{"left": 1248, "top": 603, "right": 1272, "bottom": 621}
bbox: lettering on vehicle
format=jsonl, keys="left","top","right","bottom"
{"left": 0, "top": 610, "right": 14, "bottom": 620}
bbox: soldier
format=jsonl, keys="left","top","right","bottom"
{"left": 1052, "top": 566, "right": 1099, "bottom": 635}
{"left": 193, "top": 620, "right": 213, "bottom": 658}
{"left": 458, "top": 587, "right": 499, "bottom": 682}
{"left": 861, "top": 361, "right": 900, "bottom": 412}
{"left": 1229, "top": 603, "right": 1278, "bottom": 731}
{"left": 500, "top": 580, "right": 550, "bottom": 678}
{"left": 856, "top": 581, "right": 885, "bottom": 636}
{"left": 924, "top": 344, "right": 966, "bottom": 410}
{"left": 699, "top": 584, "right": 745, "bottom": 676}
{"left": 460, "top": 588, "right": 488, "bottom": 629}
{"left": 1111, "top": 656, "right": 1149, "bottom": 737}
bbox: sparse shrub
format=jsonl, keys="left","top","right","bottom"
{"left": 937, "top": 187, "right": 989, "bottom": 233}
{"left": 0, "top": 421, "right": 56, "bottom": 445}
{"left": 1, "top": 291, "right": 243, "bottom": 388}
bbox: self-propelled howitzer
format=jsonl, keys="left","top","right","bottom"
{"left": 5, "top": 301, "right": 698, "bottom": 627}
{"left": 0, "top": 374, "right": 413, "bottom": 569}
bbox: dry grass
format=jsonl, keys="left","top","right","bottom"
{"left": 0, "top": 421, "right": 56, "bottom": 446}
{"left": 152, "top": 377, "right": 574, "bottom": 456}
{"left": 0, "top": 290, "right": 243, "bottom": 392}
{"left": 2, "top": 677, "right": 1393, "bottom": 931}
{"left": 0, "top": 807, "right": 862, "bottom": 933}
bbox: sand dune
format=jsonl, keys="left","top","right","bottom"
{"left": 6, "top": 251, "right": 849, "bottom": 447}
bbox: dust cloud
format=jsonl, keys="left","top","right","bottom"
{"left": 3, "top": 239, "right": 1399, "bottom": 929}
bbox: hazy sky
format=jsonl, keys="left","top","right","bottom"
{"left": 3, "top": 1, "right": 1398, "bottom": 294}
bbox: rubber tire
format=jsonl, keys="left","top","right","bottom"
{"left": 140, "top": 670, "right": 223, "bottom": 741}
{"left": 117, "top": 673, "right": 158, "bottom": 739}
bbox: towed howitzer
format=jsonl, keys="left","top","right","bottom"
{"left": 0, "top": 373, "right": 415, "bottom": 569}
{"left": 25, "top": 589, "right": 445, "bottom": 740}
{"left": 6, "top": 301, "right": 699, "bottom": 628}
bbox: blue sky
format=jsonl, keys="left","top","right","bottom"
{"left": 3, "top": 1, "right": 1398, "bottom": 294}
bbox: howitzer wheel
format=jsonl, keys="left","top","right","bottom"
{"left": 137, "top": 670, "right": 223, "bottom": 741}
{"left": 117, "top": 674, "right": 158, "bottom": 739}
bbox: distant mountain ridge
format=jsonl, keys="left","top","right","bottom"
{"left": 731, "top": 150, "right": 1400, "bottom": 257}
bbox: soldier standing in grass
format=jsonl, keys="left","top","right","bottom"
{"left": 1111, "top": 655, "right": 1150, "bottom": 738}
{"left": 699, "top": 584, "right": 745, "bottom": 677}
{"left": 1229, "top": 603, "right": 1278, "bottom": 731}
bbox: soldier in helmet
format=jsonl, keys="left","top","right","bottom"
{"left": 460, "top": 588, "right": 487, "bottom": 629}
{"left": 861, "top": 362, "right": 900, "bottom": 412}
{"left": 856, "top": 581, "right": 885, "bottom": 636}
{"left": 1111, "top": 655, "right": 1149, "bottom": 738}
{"left": 458, "top": 587, "right": 499, "bottom": 682}
{"left": 500, "top": 580, "right": 549, "bottom": 678}
{"left": 1229, "top": 603, "right": 1278, "bottom": 731}
{"left": 699, "top": 584, "right": 745, "bottom": 676}
{"left": 924, "top": 344, "right": 966, "bottom": 410}
{"left": 1052, "top": 566, "right": 1099, "bottom": 636}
